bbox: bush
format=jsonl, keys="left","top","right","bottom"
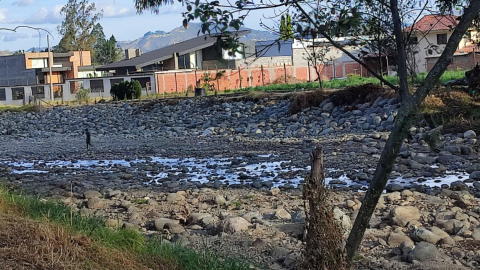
{"left": 110, "top": 80, "right": 142, "bottom": 101}
{"left": 75, "top": 87, "right": 91, "bottom": 104}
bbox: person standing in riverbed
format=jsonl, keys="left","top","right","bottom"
{"left": 85, "top": 128, "right": 93, "bottom": 150}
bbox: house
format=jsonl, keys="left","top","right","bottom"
{"left": 407, "top": 14, "right": 479, "bottom": 73}
{"left": 0, "top": 51, "right": 93, "bottom": 87}
{"left": 97, "top": 31, "right": 257, "bottom": 75}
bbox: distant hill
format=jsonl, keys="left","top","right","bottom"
{"left": 117, "top": 23, "right": 278, "bottom": 53}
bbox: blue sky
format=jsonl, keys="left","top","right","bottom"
{"left": 0, "top": 0, "right": 276, "bottom": 51}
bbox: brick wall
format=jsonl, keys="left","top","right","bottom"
{"left": 426, "top": 53, "right": 477, "bottom": 71}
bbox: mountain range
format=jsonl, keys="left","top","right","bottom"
{"left": 117, "top": 23, "right": 278, "bottom": 53}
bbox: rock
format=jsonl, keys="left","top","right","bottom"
{"left": 269, "top": 246, "right": 290, "bottom": 259}
{"left": 450, "top": 181, "right": 468, "bottom": 191}
{"left": 218, "top": 217, "right": 251, "bottom": 233}
{"left": 386, "top": 184, "right": 404, "bottom": 192}
{"left": 323, "top": 102, "right": 334, "bottom": 112}
{"left": 444, "top": 145, "right": 461, "bottom": 155}
{"left": 105, "top": 219, "right": 119, "bottom": 228}
{"left": 84, "top": 190, "right": 102, "bottom": 199}
{"left": 187, "top": 213, "right": 213, "bottom": 225}
{"left": 242, "top": 211, "right": 262, "bottom": 223}
{"left": 390, "top": 206, "right": 420, "bottom": 227}
{"left": 166, "top": 193, "right": 185, "bottom": 202}
{"left": 472, "top": 228, "right": 480, "bottom": 240}
{"left": 436, "top": 155, "right": 463, "bottom": 164}
{"left": 86, "top": 197, "right": 104, "bottom": 209}
{"left": 154, "top": 218, "right": 179, "bottom": 231}
{"left": 274, "top": 209, "right": 292, "bottom": 220}
{"left": 388, "top": 232, "right": 413, "bottom": 247}
{"left": 214, "top": 195, "right": 226, "bottom": 205}
{"left": 333, "top": 207, "right": 352, "bottom": 232}
{"left": 164, "top": 222, "right": 186, "bottom": 234}
{"left": 470, "top": 171, "right": 480, "bottom": 180}
{"left": 411, "top": 227, "right": 441, "bottom": 244}
{"left": 386, "top": 191, "right": 401, "bottom": 202}
{"left": 408, "top": 242, "right": 446, "bottom": 262}
{"left": 464, "top": 130, "right": 477, "bottom": 139}
{"left": 269, "top": 187, "right": 280, "bottom": 196}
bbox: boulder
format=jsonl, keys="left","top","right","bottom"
{"left": 86, "top": 197, "right": 104, "bottom": 209}
{"left": 408, "top": 242, "right": 446, "bottom": 262}
{"left": 470, "top": 171, "right": 480, "bottom": 180}
{"left": 464, "top": 130, "right": 477, "bottom": 139}
{"left": 274, "top": 209, "right": 292, "bottom": 220}
{"left": 214, "top": 195, "right": 226, "bottom": 205}
{"left": 388, "top": 232, "right": 414, "bottom": 247}
{"left": 411, "top": 227, "right": 441, "bottom": 244}
{"left": 154, "top": 218, "right": 179, "bottom": 231}
{"left": 390, "top": 206, "right": 421, "bottom": 227}
{"left": 187, "top": 213, "right": 213, "bottom": 225}
{"left": 218, "top": 217, "right": 251, "bottom": 233}
{"left": 84, "top": 190, "right": 102, "bottom": 199}
{"left": 450, "top": 181, "right": 468, "bottom": 191}
{"left": 164, "top": 223, "right": 186, "bottom": 234}
{"left": 166, "top": 193, "right": 185, "bottom": 202}
{"left": 269, "top": 187, "right": 280, "bottom": 196}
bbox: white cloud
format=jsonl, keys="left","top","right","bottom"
{"left": 0, "top": 8, "right": 8, "bottom": 23}
{"left": 12, "top": 0, "right": 34, "bottom": 7}
{"left": 97, "top": 2, "right": 135, "bottom": 18}
{"left": 2, "top": 33, "right": 29, "bottom": 42}
{"left": 22, "top": 5, "right": 63, "bottom": 24}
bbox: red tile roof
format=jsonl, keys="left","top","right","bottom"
{"left": 406, "top": 14, "right": 458, "bottom": 32}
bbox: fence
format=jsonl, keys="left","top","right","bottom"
{"left": 155, "top": 61, "right": 365, "bottom": 94}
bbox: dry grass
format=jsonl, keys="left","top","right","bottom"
{"left": 289, "top": 89, "right": 327, "bottom": 115}
{"left": 271, "top": 75, "right": 306, "bottom": 85}
{"left": 0, "top": 190, "right": 178, "bottom": 270}
{"left": 328, "top": 83, "right": 397, "bottom": 106}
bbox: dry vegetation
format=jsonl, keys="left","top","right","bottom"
{"left": 289, "top": 90, "right": 327, "bottom": 115}
{"left": 0, "top": 190, "right": 178, "bottom": 270}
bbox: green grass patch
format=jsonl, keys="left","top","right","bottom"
{"left": 0, "top": 187, "right": 250, "bottom": 270}
{"left": 0, "top": 104, "right": 36, "bottom": 112}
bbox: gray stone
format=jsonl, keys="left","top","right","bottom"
{"left": 444, "top": 145, "right": 461, "bottom": 155}
{"left": 187, "top": 213, "right": 213, "bottom": 225}
{"left": 154, "top": 218, "right": 179, "bottom": 231}
{"left": 388, "top": 232, "right": 413, "bottom": 247}
{"left": 450, "top": 181, "right": 468, "bottom": 191}
{"left": 84, "top": 190, "right": 102, "bottom": 199}
{"left": 214, "top": 195, "right": 226, "bottom": 205}
{"left": 386, "top": 184, "right": 404, "bottom": 192}
{"left": 166, "top": 193, "right": 185, "bottom": 202}
{"left": 269, "top": 187, "right": 280, "bottom": 196}
{"left": 274, "top": 209, "right": 292, "bottom": 220}
{"left": 408, "top": 242, "right": 446, "bottom": 262}
{"left": 86, "top": 197, "right": 104, "bottom": 209}
{"left": 164, "top": 222, "right": 186, "bottom": 234}
{"left": 390, "top": 206, "right": 420, "bottom": 227}
{"left": 436, "top": 155, "right": 463, "bottom": 164}
{"left": 411, "top": 227, "right": 441, "bottom": 244}
{"left": 470, "top": 171, "right": 480, "bottom": 180}
{"left": 218, "top": 217, "right": 251, "bottom": 233}
{"left": 322, "top": 102, "right": 334, "bottom": 112}
{"left": 464, "top": 130, "right": 477, "bottom": 139}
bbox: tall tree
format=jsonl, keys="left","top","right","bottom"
{"left": 91, "top": 23, "right": 106, "bottom": 64}
{"left": 96, "top": 35, "right": 123, "bottom": 65}
{"left": 280, "top": 14, "right": 294, "bottom": 41}
{"left": 135, "top": 0, "right": 480, "bottom": 264}
{"left": 55, "top": 0, "right": 103, "bottom": 53}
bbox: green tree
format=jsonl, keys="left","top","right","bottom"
{"left": 13, "top": 50, "right": 23, "bottom": 55}
{"left": 55, "top": 0, "right": 103, "bottom": 53}
{"left": 91, "top": 23, "right": 106, "bottom": 64}
{"left": 96, "top": 35, "right": 123, "bottom": 65}
{"left": 279, "top": 14, "right": 293, "bottom": 40}
{"left": 135, "top": 0, "right": 480, "bottom": 265}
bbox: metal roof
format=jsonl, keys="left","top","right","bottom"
{"left": 98, "top": 30, "right": 250, "bottom": 71}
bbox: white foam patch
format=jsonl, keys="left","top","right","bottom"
{"left": 1, "top": 156, "right": 473, "bottom": 190}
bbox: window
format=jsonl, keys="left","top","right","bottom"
{"left": 90, "top": 80, "right": 104, "bottom": 93}
{"left": 0, "top": 88, "right": 5, "bottom": 101}
{"left": 69, "top": 81, "right": 83, "bottom": 94}
{"left": 31, "top": 58, "right": 48, "bottom": 68}
{"left": 12, "top": 87, "right": 24, "bottom": 100}
{"left": 53, "top": 85, "right": 63, "bottom": 98}
{"left": 31, "top": 86, "right": 45, "bottom": 98}
{"left": 437, "top": 33, "right": 447, "bottom": 45}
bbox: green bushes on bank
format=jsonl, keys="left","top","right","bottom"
{"left": 111, "top": 80, "right": 142, "bottom": 100}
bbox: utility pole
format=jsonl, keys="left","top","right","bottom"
{"left": 47, "top": 35, "right": 54, "bottom": 102}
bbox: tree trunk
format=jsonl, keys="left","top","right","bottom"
{"left": 345, "top": 0, "right": 480, "bottom": 263}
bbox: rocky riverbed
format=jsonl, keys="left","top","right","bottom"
{"left": 1, "top": 94, "right": 480, "bottom": 269}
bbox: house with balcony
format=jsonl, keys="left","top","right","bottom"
{"left": 407, "top": 14, "right": 479, "bottom": 73}
{"left": 96, "top": 30, "right": 256, "bottom": 75}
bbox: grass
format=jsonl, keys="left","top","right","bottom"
{"left": 0, "top": 104, "right": 36, "bottom": 112}
{"left": 0, "top": 186, "right": 250, "bottom": 270}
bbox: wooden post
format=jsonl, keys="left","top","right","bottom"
{"left": 284, "top": 63, "right": 287, "bottom": 84}
{"left": 261, "top": 65, "right": 265, "bottom": 86}
{"left": 308, "top": 62, "right": 311, "bottom": 82}
{"left": 238, "top": 67, "right": 242, "bottom": 89}
{"left": 174, "top": 72, "right": 178, "bottom": 94}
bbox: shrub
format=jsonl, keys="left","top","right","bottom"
{"left": 75, "top": 87, "right": 91, "bottom": 104}
{"left": 110, "top": 80, "right": 142, "bottom": 101}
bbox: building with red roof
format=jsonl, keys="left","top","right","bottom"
{"left": 408, "top": 14, "right": 478, "bottom": 73}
